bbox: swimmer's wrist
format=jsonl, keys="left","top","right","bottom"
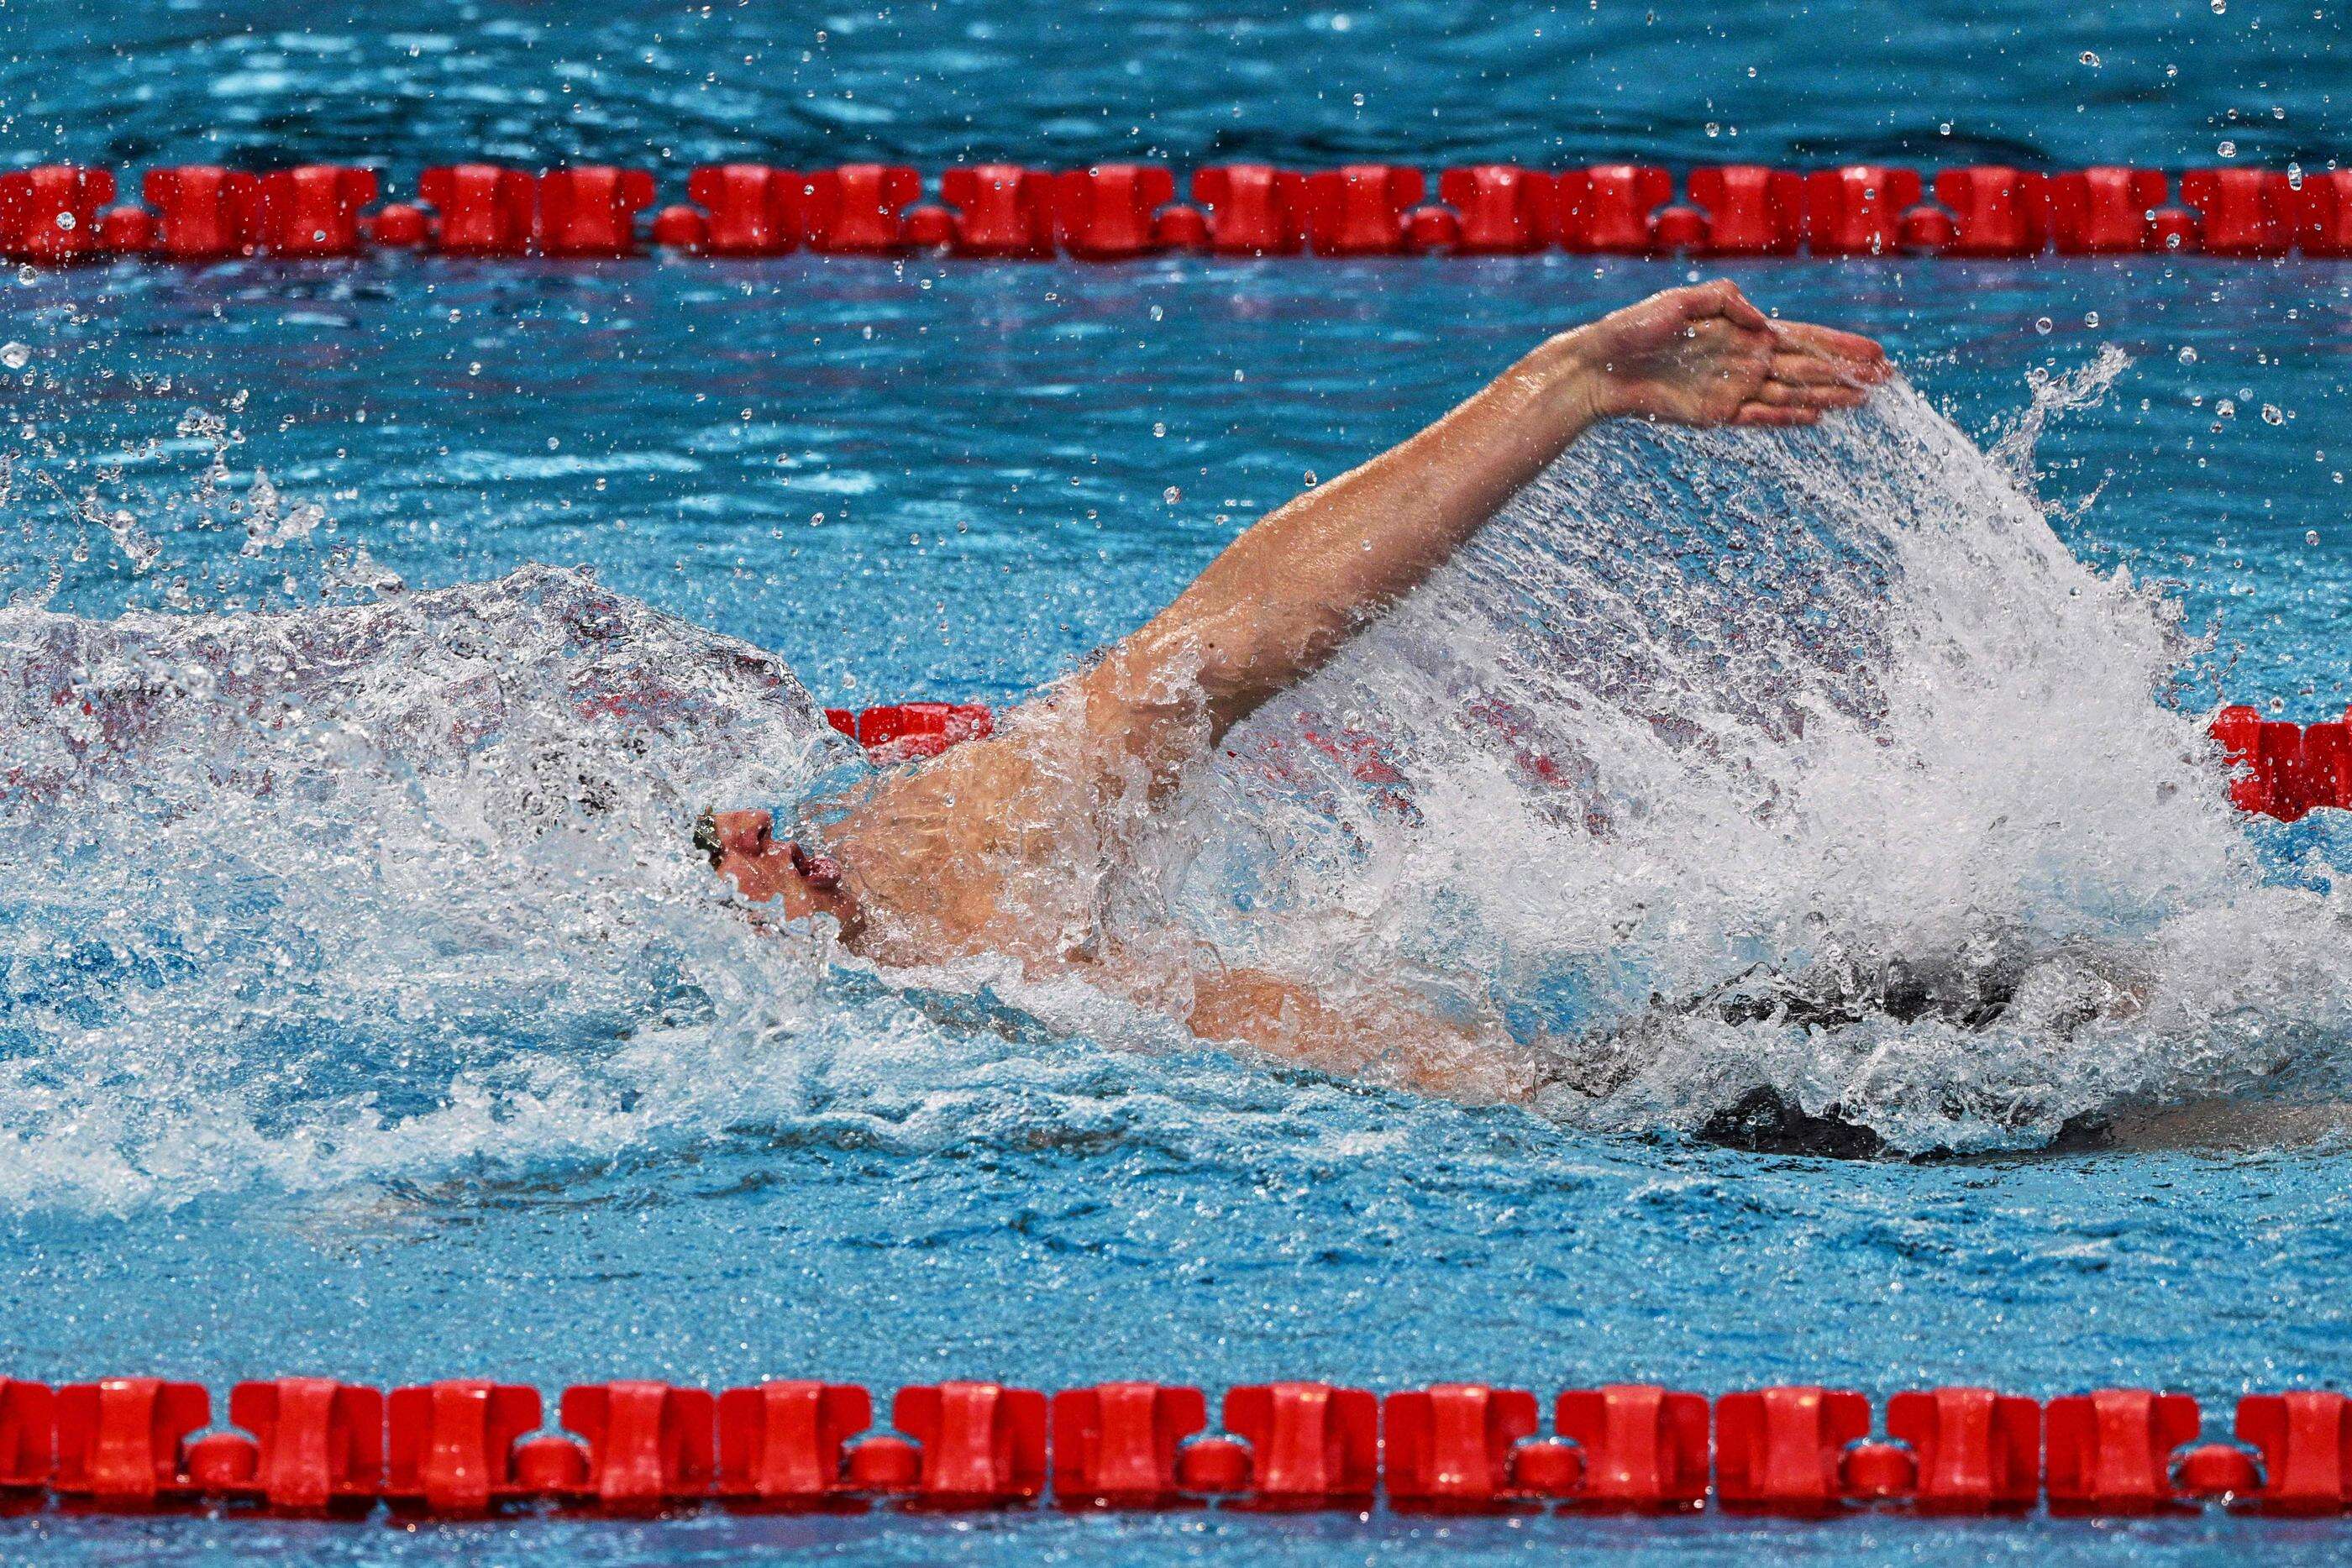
{"left": 1522, "top": 329, "right": 1616, "bottom": 433}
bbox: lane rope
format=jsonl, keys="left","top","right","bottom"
{"left": 1, "top": 161, "right": 2345, "bottom": 263}
{"left": 0, "top": 1375, "right": 2334, "bottom": 1518}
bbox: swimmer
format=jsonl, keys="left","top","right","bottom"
{"left": 701, "top": 281, "right": 1890, "bottom": 1104}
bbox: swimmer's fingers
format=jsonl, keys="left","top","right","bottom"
{"left": 1732, "top": 403, "right": 1819, "bottom": 427}
{"left": 1756, "top": 375, "right": 1870, "bottom": 412}
{"left": 1677, "top": 279, "right": 1772, "bottom": 333}
{"left": 1767, "top": 351, "right": 1866, "bottom": 389}
{"left": 1771, "top": 319, "right": 1892, "bottom": 378}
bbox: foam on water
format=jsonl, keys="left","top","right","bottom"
{"left": 1, "top": 361, "right": 2345, "bottom": 1212}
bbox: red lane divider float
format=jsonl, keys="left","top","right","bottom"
{"left": 3, "top": 1377, "right": 2348, "bottom": 1518}
{"left": 12, "top": 159, "right": 2352, "bottom": 262}
{"left": 827, "top": 702, "right": 2351, "bottom": 827}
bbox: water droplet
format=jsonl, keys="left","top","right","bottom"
{"left": 14, "top": 265, "right": 34, "bottom": 286}
{"left": 2034, "top": 317, "right": 2053, "bottom": 335}
{"left": 2307, "top": 530, "right": 2321, "bottom": 545}
{"left": 2216, "top": 398, "right": 2237, "bottom": 418}
{"left": 1350, "top": 92, "right": 1365, "bottom": 108}
{"left": 1152, "top": 421, "right": 1167, "bottom": 438}
{"left": 1303, "top": 470, "right": 1319, "bottom": 487}
{"left": 2080, "top": 50, "right": 2101, "bottom": 65}
{"left": 2218, "top": 139, "right": 2238, "bottom": 158}
{"left": 1148, "top": 304, "right": 1163, "bottom": 322}
{"left": 2179, "top": 346, "right": 2199, "bottom": 364}
{"left": 0, "top": 342, "right": 27, "bottom": 370}
{"left": 1163, "top": 485, "right": 1182, "bottom": 504}
{"left": 2270, "top": 697, "right": 2285, "bottom": 714}
{"left": 1704, "top": 123, "right": 1720, "bottom": 138}
{"left": 2083, "top": 311, "right": 2100, "bottom": 328}
{"left": 2263, "top": 404, "right": 2286, "bottom": 424}
{"left": 53, "top": 211, "right": 75, "bottom": 231}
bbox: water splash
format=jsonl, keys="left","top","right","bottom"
{"left": 1, "top": 364, "right": 2345, "bottom": 1212}
{"left": 1167, "top": 369, "right": 2351, "bottom": 1151}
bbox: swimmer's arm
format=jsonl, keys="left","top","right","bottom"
{"left": 1068, "top": 282, "right": 1886, "bottom": 786}
{"left": 1146, "top": 959, "right": 1539, "bottom": 1105}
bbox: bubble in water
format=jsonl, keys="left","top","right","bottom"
{"left": 2034, "top": 317, "right": 2053, "bottom": 335}
{"left": 2262, "top": 404, "right": 2285, "bottom": 425}
{"left": 0, "top": 342, "right": 28, "bottom": 370}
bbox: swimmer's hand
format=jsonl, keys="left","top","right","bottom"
{"left": 1559, "top": 281, "right": 1888, "bottom": 429}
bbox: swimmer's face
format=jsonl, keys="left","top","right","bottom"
{"left": 703, "top": 808, "right": 827, "bottom": 920}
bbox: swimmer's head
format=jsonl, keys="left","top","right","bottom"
{"left": 696, "top": 807, "right": 848, "bottom": 922}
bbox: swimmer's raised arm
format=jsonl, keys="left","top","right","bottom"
{"left": 1070, "top": 281, "right": 1887, "bottom": 789}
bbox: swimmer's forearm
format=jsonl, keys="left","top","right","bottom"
{"left": 1089, "top": 329, "right": 1611, "bottom": 742}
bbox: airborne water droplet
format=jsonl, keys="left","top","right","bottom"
{"left": 2262, "top": 404, "right": 2285, "bottom": 425}
{"left": 0, "top": 343, "right": 29, "bottom": 370}
{"left": 2034, "top": 317, "right": 2053, "bottom": 335}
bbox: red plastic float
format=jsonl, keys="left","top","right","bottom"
{"left": 385, "top": 1380, "right": 543, "bottom": 1515}
{"left": 1302, "top": 165, "right": 1424, "bottom": 255}
{"left": 2050, "top": 166, "right": 2167, "bottom": 253}
{"left": 1053, "top": 164, "right": 1173, "bottom": 260}
{"left": 1049, "top": 1382, "right": 1207, "bottom": 1508}
{"left": 1931, "top": 167, "right": 2051, "bottom": 257}
{"left": 1882, "top": 1387, "right": 2041, "bottom": 1512}
{"left": 1714, "top": 1386, "right": 1871, "bottom": 1513}
{"left": 140, "top": 165, "right": 259, "bottom": 260}
{"left": 1803, "top": 165, "right": 1924, "bottom": 256}
{"left": 53, "top": 1378, "right": 209, "bottom": 1507}
{"left": 2044, "top": 1389, "right": 2201, "bottom": 1513}
{"left": 2237, "top": 1390, "right": 2352, "bottom": 1513}
{"left": 1562, "top": 164, "right": 1673, "bottom": 253}
{"left": 715, "top": 1380, "right": 870, "bottom": 1508}
{"left": 682, "top": 164, "right": 803, "bottom": 256}
{"left": 1436, "top": 165, "right": 1558, "bottom": 254}
{"left": 799, "top": 164, "right": 921, "bottom": 254}
{"left": 1381, "top": 1383, "right": 1540, "bottom": 1512}
{"left": 1685, "top": 165, "right": 1805, "bottom": 255}
{"left": 1220, "top": 1382, "right": 1379, "bottom": 1508}
{"left": 414, "top": 165, "right": 535, "bottom": 254}
{"left": 2179, "top": 168, "right": 2296, "bottom": 256}
{"left": 1191, "top": 165, "right": 1310, "bottom": 254}
{"left": 535, "top": 167, "right": 656, "bottom": 257}
{"left": 554, "top": 1382, "right": 717, "bottom": 1509}
{"left": 890, "top": 1382, "right": 1048, "bottom": 1507}
{"left": 1553, "top": 1385, "right": 1709, "bottom": 1510}
{"left": 0, "top": 165, "right": 116, "bottom": 261}
{"left": 939, "top": 165, "right": 1056, "bottom": 258}
{"left": 250, "top": 165, "right": 378, "bottom": 257}
{"left": 2300, "top": 170, "right": 2352, "bottom": 257}
{"left": 0, "top": 1380, "right": 53, "bottom": 1491}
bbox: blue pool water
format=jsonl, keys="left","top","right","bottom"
{"left": 7, "top": 4, "right": 2352, "bottom": 1565}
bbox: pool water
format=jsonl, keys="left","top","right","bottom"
{"left": 7, "top": 4, "right": 2352, "bottom": 1565}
